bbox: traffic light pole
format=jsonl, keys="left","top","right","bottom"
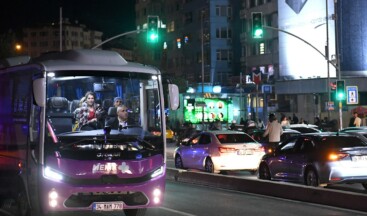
{"left": 263, "top": 25, "right": 344, "bottom": 128}
{"left": 263, "top": 26, "right": 337, "bottom": 70}
{"left": 92, "top": 29, "right": 146, "bottom": 49}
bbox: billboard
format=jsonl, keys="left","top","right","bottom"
{"left": 279, "top": 0, "right": 336, "bottom": 79}
{"left": 183, "top": 98, "right": 233, "bottom": 124}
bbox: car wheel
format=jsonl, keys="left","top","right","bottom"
{"left": 305, "top": 168, "right": 319, "bottom": 187}
{"left": 258, "top": 163, "right": 271, "bottom": 180}
{"left": 174, "top": 154, "right": 184, "bottom": 169}
{"left": 205, "top": 158, "right": 215, "bottom": 173}
{"left": 362, "top": 183, "right": 367, "bottom": 190}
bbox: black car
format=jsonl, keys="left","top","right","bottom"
{"left": 258, "top": 132, "right": 367, "bottom": 189}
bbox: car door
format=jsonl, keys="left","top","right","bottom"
{"left": 286, "top": 137, "right": 315, "bottom": 181}
{"left": 191, "top": 133, "right": 211, "bottom": 169}
{"left": 179, "top": 134, "right": 201, "bottom": 168}
{"left": 269, "top": 136, "right": 298, "bottom": 180}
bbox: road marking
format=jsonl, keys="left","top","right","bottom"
{"left": 159, "top": 206, "right": 197, "bottom": 216}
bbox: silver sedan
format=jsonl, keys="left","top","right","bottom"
{"left": 174, "top": 131, "right": 265, "bottom": 174}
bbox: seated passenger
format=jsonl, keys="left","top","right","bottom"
{"left": 105, "top": 105, "right": 134, "bottom": 130}
{"left": 113, "top": 97, "right": 123, "bottom": 108}
{"left": 74, "top": 91, "right": 104, "bottom": 130}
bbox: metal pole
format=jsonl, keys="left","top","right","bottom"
{"left": 59, "top": 7, "right": 62, "bottom": 52}
{"left": 256, "top": 84, "right": 258, "bottom": 122}
{"left": 201, "top": 10, "right": 205, "bottom": 130}
{"left": 334, "top": 0, "right": 342, "bottom": 129}
{"left": 240, "top": 72, "right": 243, "bottom": 119}
{"left": 326, "top": 0, "right": 331, "bottom": 120}
{"left": 92, "top": 29, "right": 145, "bottom": 49}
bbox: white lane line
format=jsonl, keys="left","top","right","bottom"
{"left": 159, "top": 206, "right": 197, "bottom": 216}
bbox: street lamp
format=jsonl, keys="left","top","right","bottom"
{"left": 15, "top": 43, "right": 22, "bottom": 52}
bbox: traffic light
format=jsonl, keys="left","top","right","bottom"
{"left": 336, "top": 80, "right": 345, "bottom": 101}
{"left": 147, "top": 16, "right": 159, "bottom": 43}
{"left": 252, "top": 12, "right": 263, "bottom": 39}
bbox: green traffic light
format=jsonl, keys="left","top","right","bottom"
{"left": 336, "top": 80, "right": 345, "bottom": 101}
{"left": 147, "top": 15, "right": 159, "bottom": 43}
{"left": 254, "top": 29, "right": 263, "bottom": 37}
{"left": 337, "top": 92, "right": 345, "bottom": 100}
{"left": 149, "top": 33, "right": 158, "bottom": 41}
{"left": 252, "top": 12, "right": 263, "bottom": 39}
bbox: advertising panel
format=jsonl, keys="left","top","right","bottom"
{"left": 183, "top": 98, "right": 233, "bottom": 124}
{"left": 278, "top": 0, "right": 336, "bottom": 79}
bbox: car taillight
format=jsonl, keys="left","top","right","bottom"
{"left": 328, "top": 153, "right": 349, "bottom": 161}
{"left": 257, "top": 146, "right": 265, "bottom": 152}
{"left": 218, "top": 147, "right": 237, "bottom": 153}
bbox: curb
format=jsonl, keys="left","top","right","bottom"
{"left": 166, "top": 168, "right": 367, "bottom": 212}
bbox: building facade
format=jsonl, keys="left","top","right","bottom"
{"left": 135, "top": 0, "right": 242, "bottom": 87}
{"left": 240, "top": 0, "right": 367, "bottom": 127}
{"left": 22, "top": 19, "right": 103, "bottom": 57}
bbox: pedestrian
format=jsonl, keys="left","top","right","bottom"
{"left": 314, "top": 117, "right": 321, "bottom": 127}
{"left": 353, "top": 112, "right": 362, "bottom": 127}
{"left": 292, "top": 113, "right": 299, "bottom": 124}
{"left": 280, "top": 116, "right": 290, "bottom": 127}
{"left": 240, "top": 117, "right": 245, "bottom": 125}
{"left": 263, "top": 113, "right": 283, "bottom": 151}
{"left": 229, "top": 120, "right": 237, "bottom": 130}
{"left": 256, "top": 118, "right": 265, "bottom": 129}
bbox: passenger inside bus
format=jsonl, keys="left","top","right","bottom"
{"left": 105, "top": 105, "right": 134, "bottom": 130}
{"left": 73, "top": 91, "right": 105, "bottom": 130}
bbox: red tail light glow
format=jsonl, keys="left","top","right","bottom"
{"left": 256, "top": 146, "right": 265, "bottom": 152}
{"left": 218, "top": 147, "right": 237, "bottom": 153}
{"left": 328, "top": 153, "right": 349, "bottom": 161}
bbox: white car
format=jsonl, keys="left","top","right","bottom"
{"left": 173, "top": 131, "right": 265, "bottom": 174}
{"left": 287, "top": 124, "right": 322, "bottom": 133}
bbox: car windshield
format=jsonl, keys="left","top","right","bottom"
{"left": 216, "top": 133, "right": 255, "bottom": 144}
{"left": 44, "top": 72, "right": 164, "bottom": 158}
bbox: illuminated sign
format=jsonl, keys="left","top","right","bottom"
{"left": 183, "top": 98, "right": 233, "bottom": 124}
{"left": 278, "top": 0, "right": 336, "bottom": 80}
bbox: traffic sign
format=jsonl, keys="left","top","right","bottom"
{"left": 346, "top": 86, "right": 358, "bottom": 105}
{"left": 326, "top": 101, "right": 334, "bottom": 111}
{"left": 262, "top": 85, "right": 272, "bottom": 93}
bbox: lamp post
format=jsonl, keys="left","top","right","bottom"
{"left": 201, "top": 9, "right": 205, "bottom": 130}
{"left": 326, "top": 0, "right": 331, "bottom": 120}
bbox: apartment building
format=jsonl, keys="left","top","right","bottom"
{"left": 22, "top": 19, "right": 103, "bottom": 57}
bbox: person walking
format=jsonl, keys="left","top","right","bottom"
{"left": 263, "top": 113, "right": 283, "bottom": 151}
{"left": 353, "top": 112, "right": 362, "bottom": 127}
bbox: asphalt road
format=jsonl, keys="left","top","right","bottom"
{"left": 12, "top": 181, "right": 364, "bottom": 216}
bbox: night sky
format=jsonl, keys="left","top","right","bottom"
{"left": 0, "top": 0, "right": 136, "bottom": 38}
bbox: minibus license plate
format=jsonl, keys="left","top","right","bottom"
{"left": 93, "top": 202, "right": 124, "bottom": 211}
